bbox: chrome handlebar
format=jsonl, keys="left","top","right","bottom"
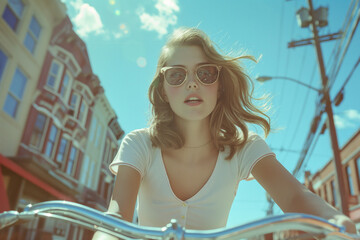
{"left": 0, "top": 200, "right": 358, "bottom": 239}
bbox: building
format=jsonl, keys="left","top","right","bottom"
{"left": 305, "top": 129, "right": 360, "bottom": 229}
{"left": 0, "top": 0, "right": 124, "bottom": 239}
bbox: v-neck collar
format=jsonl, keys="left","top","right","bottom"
{"left": 157, "top": 148, "right": 221, "bottom": 203}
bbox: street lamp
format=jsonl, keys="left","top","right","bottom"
{"left": 256, "top": 74, "right": 349, "bottom": 216}
{"left": 256, "top": 76, "right": 321, "bottom": 93}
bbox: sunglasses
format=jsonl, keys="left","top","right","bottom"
{"left": 160, "top": 64, "right": 222, "bottom": 86}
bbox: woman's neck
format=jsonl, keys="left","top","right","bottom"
{"left": 174, "top": 117, "right": 212, "bottom": 148}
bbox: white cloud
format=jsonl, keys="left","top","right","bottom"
{"left": 334, "top": 109, "right": 360, "bottom": 129}
{"left": 69, "top": 0, "right": 104, "bottom": 37}
{"left": 344, "top": 109, "right": 360, "bottom": 121}
{"left": 137, "top": 0, "right": 179, "bottom": 38}
{"left": 334, "top": 115, "right": 354, "bottom": 129}
{"left": 69, "top": 0, "right": 84, "bottom": 10}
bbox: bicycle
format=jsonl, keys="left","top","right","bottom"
{"left": 0, "top": 200, "right": 359, "bottom": 239}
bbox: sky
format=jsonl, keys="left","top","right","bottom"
{"left": 61, "top": 0, "right": 360, "bottom": 227}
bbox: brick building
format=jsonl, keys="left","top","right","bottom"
{"left": 305, "top": 130, "right": 360, "bottom": 229}
{"left": 0, "top": 0, "right": 123, "bottom": 239}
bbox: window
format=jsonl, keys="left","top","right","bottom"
{"left": 45, "top": 124, "right": 58, "bottom": 158}
{"left": 56, "top": 138, "right": 68, "bottom": 165}
{"left": 0, "top": 49, "right": 7, "bottom": 82}
{"left": 69, "top": 92, "right": 79, "bottom": 116}
{"left": 70, "top": 93, "right": 78, "bottom": 108}
{"left": 29, "top": 113, "right": 46, "bottom": 148}
{"left": 46, "top": 61, "right": 62, "bottom": 90}
{"left": 2, "top": 0, "right": 24, "bottom": 31}
{"left": 331, "top": 180, "right": 337, "bottom": 206}
{"left": 346, "top": 165, "right": 355, "bottom": 195}
{"left": 24, "top": 16, "right": 41, "bottom": 54}
{"left": 3, "top": 68, "right": 27, "bottom": 118}
{"left": 60, "top": 72, "right": 70, "bottom": 99}
{"left": 78, "top": 100, "right": 88, "bottom": 125}
{"left": 66, "top": 146, "right": 77, "bottom": 176}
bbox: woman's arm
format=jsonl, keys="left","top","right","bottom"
{"left": 251, "top": 155, "right": 357, "bottom": 234}
{"left": 92, "top": 165, "right": 141, "bottom": 239}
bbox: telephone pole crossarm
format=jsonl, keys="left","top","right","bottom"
{"left": 288, "top": 31, "right": 343, "bottom": 48}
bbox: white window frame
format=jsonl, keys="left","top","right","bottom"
{"left": 24, "top": 16, "right": 41, "bottom": 54}
{"left": 56, "top": 137, "right": 69, "bottom": 168}
{"left": 29, "top": 112, "right": 48, "bottom": 149}
{"left": 3, "top": 0, "right": 24, "bottom": 31}
{"left": 0, "top": 49, "right": 8, "bottom": 83}
{"left": 78, "top": 100, "right": 88, "bottom": 126}
{"left": 45, "top": 60, "right": 63, "bottom": 92}
{"left": 66, "top": 146, "right": 78, "bottom": 177}
{"left": 44, "top": 124, "right": 59, "bottom": 159}
{"left": 69, "top": 92, "right": 80, "bottom": 117}
{"left": 346, "top": 165, "right": 355, "bottom": 196}
{"left": 59, "top": 71, "right": 72, "bottom": 102}
{"left": 3, "top": 68, "right": 27, "bottom": 118}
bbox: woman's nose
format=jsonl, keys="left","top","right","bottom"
{"left": 186, "top": 72, "right": 199, "bottom": 89}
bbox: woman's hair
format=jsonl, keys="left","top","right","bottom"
{"left": 148, "top": 27, "right": 271, "bottom": 160}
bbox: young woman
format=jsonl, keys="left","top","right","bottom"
{"left": 93, "top": 27, "right": 356, "bottom": 238}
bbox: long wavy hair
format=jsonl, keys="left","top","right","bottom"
{"left": 148, "top": 27, "right": 271, "bottom": 160}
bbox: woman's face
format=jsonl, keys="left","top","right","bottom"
{"left": 162, "top": 45, "right": 219, "bottom": 123}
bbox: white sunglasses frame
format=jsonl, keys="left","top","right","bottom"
{"left": 160, "top": 64, "right": 222, "bottom": 87}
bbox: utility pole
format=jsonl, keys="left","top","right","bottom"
{"left": 307, "top": 0, "right": 349, "bottom": 216}
{"left": 288, "top": 0, "right": 349, "bottom": 216}
{"left": 295, "top": 0, "right": 349, "bottom": 216}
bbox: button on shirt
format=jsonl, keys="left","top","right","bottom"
{"left": 110, "top": 128, "right": 275, "bottom": 230}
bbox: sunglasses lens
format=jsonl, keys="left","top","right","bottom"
{"left": 165, "top": 68, "right": 186, "bottom": 85}
{"left": 197, "top": 65, "right": 219, "bottom": 84}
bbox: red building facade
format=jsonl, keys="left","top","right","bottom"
{"left": 0, "top": 4, "right": 123, "bottom": 239}
{"left": 305, "top": 130, "right": 360, "bottom": 229}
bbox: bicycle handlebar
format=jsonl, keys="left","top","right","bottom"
{"left": 0, "top": 200, "right": 358, "bottom": 239}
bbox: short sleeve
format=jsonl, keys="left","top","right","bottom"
{"left": 236, "top": 133, "right": 275, "bottom": 181}
{"left": 109, "top": 128, "right": 151, "bottom": 178}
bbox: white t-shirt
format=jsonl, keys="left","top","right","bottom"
{"left": 109, "top": 128, "right": 275, "bottom": 230}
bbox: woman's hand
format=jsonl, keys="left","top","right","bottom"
{"left": 328, "top": 214, "right": 357, "bottom": 234}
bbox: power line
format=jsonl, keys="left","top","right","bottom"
{"left": 293, "top": 2, "right": 360, "bottom": 178}
{"left": 286, "top": 61, "right": 318, "bottom": 152}
{"left": 325, "top": 0, "right": 355, "bottom": 82}
{"left": 333, "top": 55, "right": 360, "bottom": 103}
{"left": 297, "top": 123, "right": 322, "bottom": 176}
{"left": 278, "top": 1, "right": 309, "bottom": 160}
{"left": 292, "top": 97, "right": 324, "bottom": 178}
{"left": 329, "top": 2, "right": 360, "bottom": 87}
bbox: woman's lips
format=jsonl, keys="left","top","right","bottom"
{"left": 184, "top": 97, "right": 203, "bottom": 106}
{"left": 184, "top": 95, "right": 203, "bottom": 106}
